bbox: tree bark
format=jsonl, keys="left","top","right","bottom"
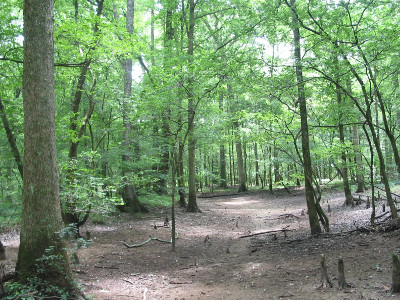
{"left": 16, "top": 0, "right": 74, "bottom": 292}
{"left": 236, "top": 140, "right": 247, "bottom": 192}
{"left": 335, "top": 79, "right": 353, "bottom": 206}
{"left": 352, "top": 124, "right": 365, "bottom": 193}
{"left": 254, "top": 142, "right": 260, "bottom": 186}
{"left": 289, "top": 0, "right": 321, "bottom": 235}
{"left": 176, "top": 141, "right": 187, "bottom": 207}
{"left": 219, "top": 94, "right": 228, "bottom": 188}
{"left": 185, "top": 0, "right": 200, "bottom": 212}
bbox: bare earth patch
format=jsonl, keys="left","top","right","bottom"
{"left": 2, "top": 188, "right": 400, "bottom": 299}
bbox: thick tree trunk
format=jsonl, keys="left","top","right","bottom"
{"left": 16, "top": 0, "right": 74, "bottom": 293}
{"left": 289, "top": 0, "right": 321, "bottom": 235}
{"left": 236, "top": 140, "right": 247, "bottom": 192}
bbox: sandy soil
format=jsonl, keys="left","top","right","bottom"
{"left": 2, "top": 187, "right": 400, "bottom": 300}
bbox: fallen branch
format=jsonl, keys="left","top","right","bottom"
{"left": 239, "top": 225, "right": 292, "bottom": 239}
{"left": 122, "top": 278, "right": 135, "bottom": 285}
{"left": 376, "top": 208, "right": 400, "bottom": 220}
{"left": 169, "top": 281, "right": 193, "bottom": 284}
{"left": 264, "top": 214, "right": 300, "bottom": 221}
{"left": 122, "top": 237, "right": 171, "bottom": 248}
{"left": 94, "top": 265, "right": 119, "bottom": 270}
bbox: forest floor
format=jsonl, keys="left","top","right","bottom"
{"left": 2, "top": 187, "right": 400, "bottom": 300}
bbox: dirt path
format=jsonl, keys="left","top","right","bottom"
{"left": 2, "top": 188, "right": 400, "bottom": 299}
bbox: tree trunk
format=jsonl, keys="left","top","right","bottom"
{"left": 273, "top": 143, "right": 282, "bottom": 183}
{"left": 220, "top": 144, "right": 228, "bottom": 188}
{"left": 236, "top": 140, "right": 247, "bottom": 192}
{"left": 352, "top": 124, "right": 365, "bottom": 193}
{"left": 341, "top": 53, "right": 398, "bottom": 220}
{"left": 64, "top": 0, "right": 104, "bottom": 229}
{"left": 177, "top": 142, "right": 187, "bottom": 208}
{"left": 16, "top": 0, "right": 74, "bottom": 293}
{"left": 185, "top": 0, "right": 199, "bottom": 212}
{"left": 254, "top": 142, "right": 260, "bottom": 186}
{"left": 289, "top": 0, "right": 321, "bottom": 235}
{"left": 268, "top": 145, "right": 273, "bottom": 193}
{"left": 219, "top": 94, "right": 228, "bottom": 188}
{"left": 336, "top": 81, "right": 353, "bottom": 206}
{"left": 120, "top": 0, "right": 147, "bottom": 213}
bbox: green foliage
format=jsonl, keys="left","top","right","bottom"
{"left": 59, "top": 151, "right": 124, "bottom": 217}
{"left": 140, "top": 193, "right": 177, "bottom": 208}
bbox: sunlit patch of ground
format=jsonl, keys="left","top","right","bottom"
{"left": 1, "top": 188, "right": 399, "bottom": 299}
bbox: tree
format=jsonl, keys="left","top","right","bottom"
{"left": 119, "top": 0, "right": 148, "bottom": 213}
{"left": 185, "top": 0, "right": 200, "bottom": 212}
{"left": 287, "top": 0, "right": 321, "bottom": 235}
{"left": 16, "top": 0, "right": 74, "bottom": 294}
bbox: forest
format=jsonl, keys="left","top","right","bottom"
{"left": 1, "top": 0, "right": 400, "bottom": 299}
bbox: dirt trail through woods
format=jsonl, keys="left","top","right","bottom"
{"left": 2, "top": 188, "right": 400, "bottom": 299}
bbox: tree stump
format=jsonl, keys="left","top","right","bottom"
{"left": 319, "top": 254, "right": 333, "bottom": 288}
{"left": 0, "top": 242, "right": 4, "bottom": 260}
{"left": 338, "top": 258, "right": 350, "bottom": 289}
{"left": 391, "top": 252, "right": 400, "bottom": 293}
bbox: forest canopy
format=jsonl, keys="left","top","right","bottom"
{"left": 0, "top": 0, "right": 400, "bottom": 237}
